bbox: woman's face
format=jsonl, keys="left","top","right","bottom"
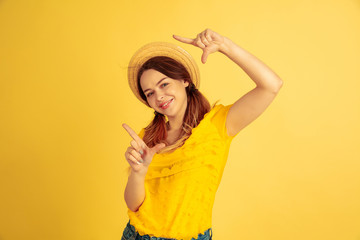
{"left": 140, "top": 69, "right": 189, "bottom": 119}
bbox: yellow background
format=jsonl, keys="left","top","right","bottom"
{"left": 1, "top": 0, "right": 359, "bottom": 239}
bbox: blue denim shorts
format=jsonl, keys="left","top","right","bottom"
{"left": 121, "top": 221, "right": 212, "bottom": 240}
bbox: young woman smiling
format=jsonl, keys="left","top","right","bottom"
{"left": 122, "top": 28, "right": 283, "bottom": 240}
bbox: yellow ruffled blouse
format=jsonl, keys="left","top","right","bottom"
{"left": 127, "top": 104, "right": 237, "bottom": 240}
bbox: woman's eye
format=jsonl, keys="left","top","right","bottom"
{"left": 161, "top": 83, "right": 169, "bottom": 87}
{"left": 146, "top": 92, "right": 153, "bottom": 97}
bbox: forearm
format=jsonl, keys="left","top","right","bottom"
{"left": 220, "top": 37, "right": 283, "bottom": 92}
{"left": 124, "top": 170, "right": 147, "bottom": 212}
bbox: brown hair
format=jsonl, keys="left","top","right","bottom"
{"left": 137, "top": 56, "right": 211, "bottom": 153}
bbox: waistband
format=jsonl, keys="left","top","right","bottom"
{"left": 121, "top": 221, "right": 212, "bottom": 240}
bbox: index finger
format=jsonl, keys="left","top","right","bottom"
{"left": 173, "top": 34, "right": 194, "bottom": 45}
{"left": 122, "top": 123, "right": 146, "bottom": 148}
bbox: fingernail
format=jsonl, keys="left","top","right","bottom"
{"left": 139, "top": 159, "right": 144, "bottom": 163}
{"left": 136, "top": 161, "right": 141, "bottom": 165}
{"left": 139, "top": 150, "right": 144, "bottom": 155}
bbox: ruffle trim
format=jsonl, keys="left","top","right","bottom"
{"left": 145, "top": 104, "right": 231, "bottom": 180}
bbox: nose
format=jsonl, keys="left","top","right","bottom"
{"left": 155, "top": 91, "right": 164, "bottom": 101}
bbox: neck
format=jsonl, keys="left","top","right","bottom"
{"left": 167, "top": 116, "right": 184, "bottom": 132}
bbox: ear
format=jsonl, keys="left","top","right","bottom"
{"left": 183, "top": 80, "right": 189, "bottom": 87}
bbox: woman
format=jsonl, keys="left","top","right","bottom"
{"left": 122, "top": 29, "right": 283, "bottom": 240}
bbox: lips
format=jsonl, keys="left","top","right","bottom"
{"left": 159, "top": 99, "right": 173, "bottom": 109}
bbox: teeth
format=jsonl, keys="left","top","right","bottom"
{"left": 162, "top": 99, "right": 172, "bottom": 107}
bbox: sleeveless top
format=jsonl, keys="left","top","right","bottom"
{"left": 127, "top": 104, "right": 237, "bottom": 240}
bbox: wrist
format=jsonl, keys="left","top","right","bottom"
{"left": 130, "top": 168, "right": 148, "bottom": 179}
{"left": 219, "top": 36, "right": 234, "bottom": 55}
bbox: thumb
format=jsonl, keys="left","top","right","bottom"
{"left": 201, "top": 49, "right": 210, "bottom": 64}
{"left": 152, "top": 143, "right": 166, "bottom": 153}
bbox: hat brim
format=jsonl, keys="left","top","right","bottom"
{"left": 127, "top": 42, "right": 200, "bottom": 106}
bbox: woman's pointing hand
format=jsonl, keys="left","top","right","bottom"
{"left": 173, "top": 28, "right": 226, "bottom": 64}
{"left": 122, "top": 123, "right": 166, "bottom": 174}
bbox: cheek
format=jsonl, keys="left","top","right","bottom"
{"left": 178, "top": 87, "right": 188, "bottom": 99}
{"left": 146, "top": 97, "right": 155, "bottom": 106}
{"left": 147, "top": 98, "right": 159, "bottom": 110}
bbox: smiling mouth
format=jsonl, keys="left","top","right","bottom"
{"left": 160, "top": 99, "right": 173, "bottom": 109}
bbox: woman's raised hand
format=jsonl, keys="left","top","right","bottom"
{"left": 173, "top": 28, "right": 227, "bottom": 64}
{"left": 122, "top": 123, "right": 166, "bottom": 175}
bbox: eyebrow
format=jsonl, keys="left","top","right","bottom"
{"left": 143, "top": 77, "right": 168, "bottom": 93}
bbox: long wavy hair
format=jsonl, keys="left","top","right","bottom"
{"left": 137, "top": 56, "right": 211, "bottom": 153}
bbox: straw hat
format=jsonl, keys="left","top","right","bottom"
{"left": 127, "top": 42, "right": 200, "bottom": 106}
